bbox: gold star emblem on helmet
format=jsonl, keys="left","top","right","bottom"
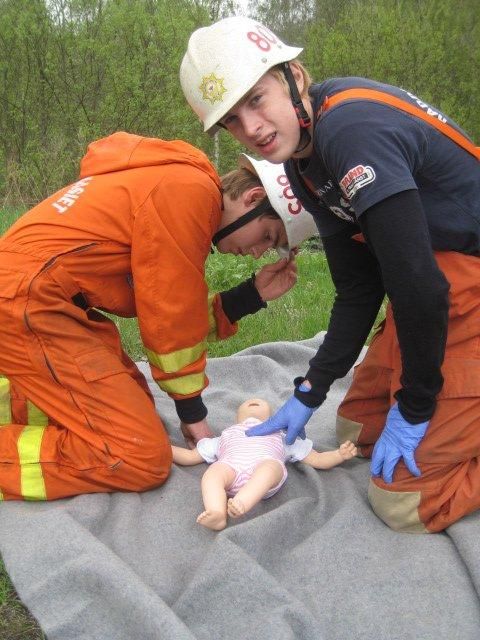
{"left": 199, "top": 73, "right": 227, "bottom": 104}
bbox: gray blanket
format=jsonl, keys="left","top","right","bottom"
{"left": 1, "top": 333, "right": 480, "bottom": 640}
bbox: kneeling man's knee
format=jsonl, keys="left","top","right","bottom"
{"left": 336, "top": 414, "right": 362, "bottom": 445}
{"left": 368, "top": 479, "right": 428, "bottom": 534}
{"left": 120, "top": 443, "right": 173, "bottom": 492}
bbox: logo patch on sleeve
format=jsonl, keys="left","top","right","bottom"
{"left": 340, "top": 165, "right": 376, "bottom": 199}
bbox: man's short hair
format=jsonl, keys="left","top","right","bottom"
{"left": 221, "top": 168, "right": 279, "bottom": 220}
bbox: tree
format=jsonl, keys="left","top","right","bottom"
{"left": 303, "top": 0, "right": 479, "bottom": 139}
{"left": 1, "top": 0, "right": 477, "bottom": 205}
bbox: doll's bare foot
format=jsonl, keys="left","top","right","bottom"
{"left": 196, "top": 510, "right": 227, "bottom": 531}
{"left": 338, "top": 440, "right": 357, "bottom": 460}
{"left": 227, "top": 497, "right": 246, "bottom": 518}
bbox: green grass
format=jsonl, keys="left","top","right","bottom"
{"left": 1, "top": 209, "right": 24, "bottom": 231}
{"left": 0, "top": 559, "right": 45, "bottom": 640}
{"left": 206, "top": 248, "right": 335, "bottom": 356}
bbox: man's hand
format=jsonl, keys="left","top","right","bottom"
{"left": 180, "top": 419, "right": 213, "bottom": 449}
{"left": 246, "top": 394, "right": 314, "bottom": 445}
{"left": 370, "top": 403, "right": 429, "bottom": 483}
{"left": 254, "top": 255, "right": 297, "bottom": 302}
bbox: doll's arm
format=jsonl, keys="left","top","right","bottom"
{"left": 301, "top": 441, "right": 357, "bottom": 470}
{"left": 171, "top": 445, "right": 205, "bottom": 466}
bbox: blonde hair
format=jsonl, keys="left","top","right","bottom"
{"left": 270, "top": 60, "right": 312, "bottom": 99}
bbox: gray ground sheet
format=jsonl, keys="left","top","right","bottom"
{"left": 1, "top": 333, "right": 480, "bottom": 640}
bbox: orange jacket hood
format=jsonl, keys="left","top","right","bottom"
{"left": 79, "top": 131, "right": 220, "bottom": 190}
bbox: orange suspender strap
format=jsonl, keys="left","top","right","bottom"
{"left": 318, "top": 88, "right": 480, "bottom": 162}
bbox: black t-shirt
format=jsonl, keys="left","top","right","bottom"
{"left": 287, "top": 77, "right": 480, "bottom": 254}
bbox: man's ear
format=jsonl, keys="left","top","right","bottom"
{"left": 242, "top": 186, "right": 267, "bottom": 207}
{"left": 290, "top": 62, "right": 305, "bottom": 96}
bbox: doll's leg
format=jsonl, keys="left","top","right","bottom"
{"left": 197, "top": 462, "right": 236, "bottom": 531}
{"left": 227, "top": 459, "right": 285, "bottom": 518}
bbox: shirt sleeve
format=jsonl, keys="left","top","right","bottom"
{"left": 284, "top": 437, "right": 314, "bottom": 462}
{"left": 316, "top": 101, "right": 428, "bottom": 215}
{"left": 196, "top": 437, "right": 220, "bottom": 463}
{"left": 131, "top": 163, "right": 220, "bottom": 402}
{"left": 219, "top": 274, "right": 267, "bottom": 323}
{"left": 294, "top": 227, "right": 385, "bottom": 408}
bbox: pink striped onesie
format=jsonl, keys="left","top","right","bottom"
{"left": 197, "top": 417, "right": 313, "bottom": 498}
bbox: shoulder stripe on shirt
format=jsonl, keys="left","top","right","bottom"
{"left": 317, "top": 89, "right": 480, "bottom": 162}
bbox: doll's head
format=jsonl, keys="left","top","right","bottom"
{"left": 236, "top": 398, "right": 271, "bottom": 423}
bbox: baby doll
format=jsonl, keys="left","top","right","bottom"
{"left": 172, "top": 398, "right": 357, "bottom": 531}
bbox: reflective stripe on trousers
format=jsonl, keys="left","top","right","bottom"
{"left": 0, "top": 375, "right": 48, "bottom": 500}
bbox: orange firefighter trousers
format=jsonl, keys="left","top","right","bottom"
{"left": 338, "top": 251, "right": 480, "bottom": 532}
{"left": 0, "top": 250, "right": 172, "bottom": 501}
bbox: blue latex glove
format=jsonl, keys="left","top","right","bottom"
{"left": 246, "top": 385, "right": 314, "bottom": 445}
{"left": 370, "top": 403, "right": 429, "bottom": 483}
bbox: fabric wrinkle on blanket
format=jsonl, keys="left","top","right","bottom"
{"left": 1, "top": 332, "right": 480, "bottom": 640}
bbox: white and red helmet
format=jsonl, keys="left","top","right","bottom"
{"left": 180, "top": 16, "right": 302, "bottom": 134}
{"left": 238, "top": 154, "right": 318, "bottom": 256}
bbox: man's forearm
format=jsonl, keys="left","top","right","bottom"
{"left": 298, "top": 228, "right": 385, "bottom": 407}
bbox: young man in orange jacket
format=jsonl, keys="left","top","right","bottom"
{"left": 0, "top": 132, "right": 316, "bottom": 501}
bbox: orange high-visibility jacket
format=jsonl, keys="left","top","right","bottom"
{"left": 1, "top": 132, "right": 236, "bottom": 402}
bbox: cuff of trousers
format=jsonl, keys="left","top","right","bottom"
{"left": 174, "top": 396, "right": 208, "bottom": 423}
{"left": 219, "top": 274, "right": 267, "bottom": 324}
{"left": 293, "top": 376, "right": 327, "bottom": 409}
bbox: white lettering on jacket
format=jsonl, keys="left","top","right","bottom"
{"left": 51, "top": 177, "right": 93, "bottom": 214}
{"left": 401, "top": 90, "right": 447, "bottom": 124}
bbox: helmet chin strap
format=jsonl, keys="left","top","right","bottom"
{"left": 282, "top": 62, "right": 312, "bottom": 153}
{"left": 212, "top": 197, "right": 272, "bottom": 247}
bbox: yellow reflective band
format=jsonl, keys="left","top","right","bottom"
{"left": 146, "top": 341, "right": 206, "bottom": 374}
{"left": 157, "top": 373, "right": 205, "bottom": 395}
{"left": 0, "top": 489, "right": 3, "bottom": 501}
{"left": 207, "top": 293, "right": 217, "bottom": 341}
{"left": 18, "top": 425, "right": 47, "bottom": 501}
{"left": 27, "top": 400, "right": 49, "bottom": 426}
{"left": 0, "top": 376, "right": 12, "bottom": 424}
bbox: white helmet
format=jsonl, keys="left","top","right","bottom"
{"left": 239, "top": 154, "right": 318, "bottom": 257}
{"left": 180, "top": 16, "right": 302, "bottom": 134}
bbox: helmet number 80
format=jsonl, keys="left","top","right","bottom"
{"left": 247, "top": 26, "right": 278, "bottom": 51}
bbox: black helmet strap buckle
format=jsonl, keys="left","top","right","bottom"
{"left": 282, "top": 62, "right": 311, "bottom": 129}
